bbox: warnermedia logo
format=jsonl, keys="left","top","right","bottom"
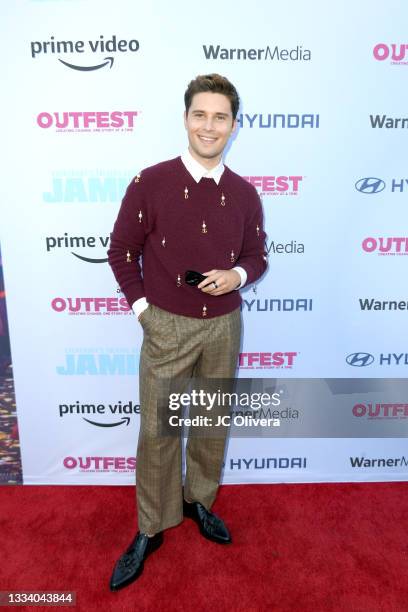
{"left": 370, "top": 114, "right": 408, "bottom": 129}
{"left": 350, "top": 456, "right": 408, "bottom": 468}
{"left": 202, "top": 44, "right": 311, "bottom": 61}
{"left": 359, "top": 298, "right": 408, "bottom": 311}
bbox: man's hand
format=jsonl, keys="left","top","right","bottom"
{"left": 197, "top": 269, "right": 241, "bottom": 295}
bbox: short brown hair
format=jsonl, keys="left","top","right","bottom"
{"left": 184, "top": 74, "right": 240, "bottom": 120}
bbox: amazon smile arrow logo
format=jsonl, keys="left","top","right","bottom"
{"left": 83, "top": 416, "right": 131, "bottom": 427}
{"left": 58, "top": 56, "right": 114, "bottom": 71}
{"left": 71, "top": 252, "right": 108, "bottom": 263}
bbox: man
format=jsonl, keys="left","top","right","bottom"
{"left": 107, "top": 73, "right": 267, "bottom": 591}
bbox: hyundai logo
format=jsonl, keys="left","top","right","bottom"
{"left": 355, "top": 177, "right": 386, "bottom": 194}
{"left": 346, "top": 352, "right": 375, "bottom": 367}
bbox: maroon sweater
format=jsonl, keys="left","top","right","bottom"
{"left": 107, "top": 156, "right": 267, "bottom": 318}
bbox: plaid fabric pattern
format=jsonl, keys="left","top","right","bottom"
{"left": 136, "top": 304, "right": 241, "bottom": 534}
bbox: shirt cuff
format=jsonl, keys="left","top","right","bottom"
{"left": 132, "top": 297, "right": 149, "bottom": 319}
{"left": 232, "top": 266, "right": 247, "bottom": 290}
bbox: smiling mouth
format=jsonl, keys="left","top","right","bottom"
{"left": 198, "top": 135, "right": 217, "bottom": 144}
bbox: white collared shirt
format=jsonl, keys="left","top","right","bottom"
{"left": 132, "top": 151, "right": 247, "bottom": 319}
{"left": 181, "top": 148, "right": 224, "bottom": 185}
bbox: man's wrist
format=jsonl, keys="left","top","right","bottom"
{"left": 232, "top": 266, "right": 247, "bottom": 289}
{"left": 132, "top": 297, "right": 149, "bottom": 319}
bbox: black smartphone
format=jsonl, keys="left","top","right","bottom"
{"left": 185, "top": 270, "right": 208, "bottom": 286}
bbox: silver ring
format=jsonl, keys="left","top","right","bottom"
{"left": 213, "top": 281, "right": 218, "bottom": 289}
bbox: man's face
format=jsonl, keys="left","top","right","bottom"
{"left": 184, "top": 92, "right": 237, "bottom": 167}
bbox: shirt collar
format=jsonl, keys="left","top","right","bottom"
{"left": 181, "top": 148, "right": 224, "bottom": 185}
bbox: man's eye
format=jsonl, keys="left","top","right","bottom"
{"left": 216, "top": 116, "right": 225, "bottom": 121}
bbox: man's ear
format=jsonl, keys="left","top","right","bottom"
{"left": 231, "top": 118, "right": 238, "bottom": 134}
{"left": 183, "top": 110, "right": 187, "bottom": 129}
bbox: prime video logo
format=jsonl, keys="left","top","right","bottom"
{"left": 30, "top": 34, "right": 140, "bottom": 71}
{"left": 45, "top": 233, "right": 110, "bottom": 263}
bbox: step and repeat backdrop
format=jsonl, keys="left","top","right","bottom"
{"left": 1, "top": 0, "right": 407, "bottom": 485}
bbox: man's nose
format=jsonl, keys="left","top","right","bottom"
{"left": 203, "top": 116, "right": 215, "bottom": 131}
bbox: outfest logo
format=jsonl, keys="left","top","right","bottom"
{"left": 362, "top": 237, "right": 408, "bottom": 256}
{"left": 36, "top": 111, "right": 139, "bottom": 133}
{"left": 239, "top": 352, "right": 298, "bottom": 369}
{"left": 63, "top": 456, "right": 136, "bottom": 472}
{"left": 353, "top": 403, "right": 408, "bottom": 419}
{"left": 242, "top": 175, "right": 303, "bottom": 196}
{"left": 30, "top": 34, "right": 140, "bottom": 70}
{"left": 373, "top": 43, "right": 408, "bottom": 65}
{"left": 51, "top": 297, "right": 131, "bottom": 315}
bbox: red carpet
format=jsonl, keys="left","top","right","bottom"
{"left": 1, "top": 482, "right": 408, "bottom": 611}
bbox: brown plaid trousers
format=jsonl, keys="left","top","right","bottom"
{"left": 136, "top": 303, "right": 241, "bottom": 534}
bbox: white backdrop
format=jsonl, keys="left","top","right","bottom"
{"left": 1, "top": 0, "right": 407, "bottom": 484}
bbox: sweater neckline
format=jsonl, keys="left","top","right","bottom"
{"left": 176, "top": 155, "right": 230, "bottom": 190}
